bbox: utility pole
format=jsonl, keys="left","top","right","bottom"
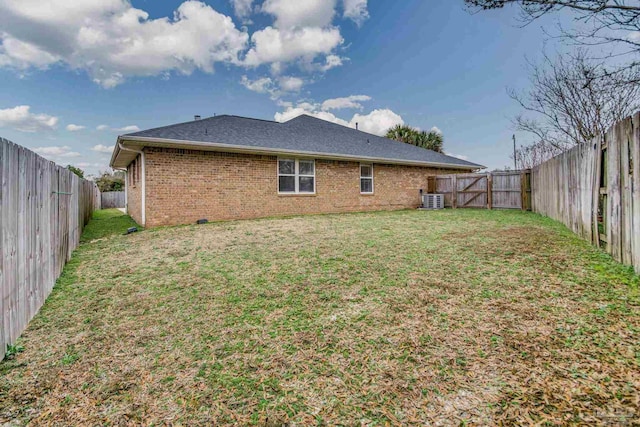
{"left": 512, "top": 134, "right": 517, "bottom": 170}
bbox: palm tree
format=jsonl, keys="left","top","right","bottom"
{"left": 385, "top": 124, "right": 415, "bottom": 144}
{"left": 415, "top": 130, "right": 443, "bottom": 153}
{"left": 385, "top": 125, "right": 444, "bottom": 153}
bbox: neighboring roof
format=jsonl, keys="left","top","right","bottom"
{"left": 110, "top": 114, "right": 485, "bottom": 170}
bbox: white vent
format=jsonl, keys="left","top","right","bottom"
{"left": 422, "top": 194, "right": 444, "bottom": 210}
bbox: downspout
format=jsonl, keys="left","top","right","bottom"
{"left": 118, "top": 142, "right": 145, "bottom": 226}
{"left": 113, "top": 167, "right": 128, "bottom": 214}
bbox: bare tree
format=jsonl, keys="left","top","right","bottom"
{"left": 465, "top": 0, "right": 640, "bottom": 83}
{"left": 510, "top": 49, "right": 640, "bottom": 166}
{"left": 512, "top": 140, "right": 564, "bottom": 168}
{"left": 465, "top": 1, "right": 640, "bottom": 167}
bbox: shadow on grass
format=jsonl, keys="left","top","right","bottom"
{"left": 80, "top": 209, "right": 141, "bottom": 243}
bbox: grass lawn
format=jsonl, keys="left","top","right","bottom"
{"left": 1, "top": 208, "right": 638, "bottom": 425}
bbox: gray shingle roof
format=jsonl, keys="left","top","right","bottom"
{"left": 119, "top": 114, "right": 483, "bottom": 169}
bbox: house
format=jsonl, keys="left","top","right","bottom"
{"left": 109, "top": 114, "right": 484, "bottom": 227}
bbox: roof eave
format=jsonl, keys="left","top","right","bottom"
{"left": 109, "top": 135, "right": 123, "bottom": 169}
{"left": 112, "top": 136, "right": 486, "bottom": 171}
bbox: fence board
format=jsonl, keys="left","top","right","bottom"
{"left": 0, "top": 140, "right": 4, "bottom": 356}
{"left": 532, "top": 112, "right": 640, "bottom": 273}
{"left": 3, "top": 141, "right": 19, "bottom": 345}
{"left": 632, "top": 112, "right": 640, "bottom": 273}
{"left": 17, "top": 145, "right": 27, "bottom": 341}
{"left": 532, "top": 140, "right": 598, "bottom": 242}
{"left": 0, "top": 137, "right": 100, "bottom": 359}
{"left": 608, "top": 123, "right": 622, "bottom": 262}
{"left": 101, "top": 191, "right": 125, "bottom": 209}
{"left": 621, "top": 121, "right": 633, "bottom": 265}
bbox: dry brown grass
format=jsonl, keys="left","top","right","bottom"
{"left": 1, "top": 209, "right": 638, "bottom": 426}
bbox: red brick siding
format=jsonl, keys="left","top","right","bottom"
{"left": 134, "top": 147, "right": 466, "bottom": 227}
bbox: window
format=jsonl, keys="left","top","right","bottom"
{"left": 360, "top": 163, "right": 373, "bottom": 194}
{"left": 278, "top": 159, "right": 315, "bottom": 194}
{"left": 130, "top": 158, "right": 137, "bottom": 186}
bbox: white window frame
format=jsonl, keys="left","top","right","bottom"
{"left": 360, "top": 163, "right": 374, "bottom": 194}
{"left": 278, "top": 158, "right": 316, "bottom": 194}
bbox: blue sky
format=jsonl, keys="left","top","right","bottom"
{"left": 0, "top": 0, "right": 571, "bottom": 174}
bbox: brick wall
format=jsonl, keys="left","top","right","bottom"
{"left": 138, "top": 147, "right": 465, "bottom": 227}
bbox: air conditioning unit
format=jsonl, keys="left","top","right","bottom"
{"left": 421, "top": 194, "right": 444, "bottom": 210}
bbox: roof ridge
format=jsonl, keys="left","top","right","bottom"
{"left": 122, "top": 115, "right": 226, "bottom": 136}
{"left": 226, "top": 115, "right": 277, "bottom": 124}
{"left": 286, "top": 114, "right": 415, "bottom": 143}
{"left": 123, "top": 114, "right": 279, "bottom": 136}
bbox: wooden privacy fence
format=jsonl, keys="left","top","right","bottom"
{"left": 101, "top": 191, "right": 125, "bottom": 209}
{"left": 429, "top": 171, "right": 531, "bottom": 210}
{"left": 532, "top": 112, "right": 640, "bottom": 273}
{"left": 1, "top": 137, "right": 101, "bottom": 360}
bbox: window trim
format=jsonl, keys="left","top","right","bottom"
{"left": 277, "top": 158, "right": 316, "bottom": 195}
{"left": 360, "top": 163, "right": 374, "bottom": 194}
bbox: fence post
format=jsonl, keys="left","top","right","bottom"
{"left": 487, "top": 173, "right": 493, "bottom": 210}
{"left": 427, "top": 176, "right": 435, "bottom": 193}
{"left": 520, "top": 171, "right": 526, "bottom": 211}
{"left": 592, "top": 138, "right": 602, "bottom": 247}
{"left": 451, "top": 175, "right": 458, "bottom": 209}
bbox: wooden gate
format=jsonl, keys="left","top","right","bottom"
{"left": 491, "top": 172, "right": 528, "bottom": 209}
{"left": 456, "top": 174, "right": 488, "bottom": 208}
{"left": 431, "top": 171, "right": 531, "bottom": 210}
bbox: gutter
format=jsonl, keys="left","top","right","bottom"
{"left": 114, "top": 135, "right": 486, "bottom": 171}
{"left": 117, "top": 141, "right": 145, "bottom": 226}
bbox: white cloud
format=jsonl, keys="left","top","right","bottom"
{"left": 261, "top": 0, "right": 337, "bottom": 29}
{"left": 278, "top": 76, "right": 304, "bottom": 92}
{"left": 241, "top": 74, "right": 305, "bottom": 100}
{"left": 319, "top": 54, "right": 344, "bottom": 71}
{"left": 342, "top": 0, "right": 369, "bottom": 26}
{"left": 115, "top": 125, "right": 140, "bottom": 133}
{"left": 96, "top": 124, "right": 140, "bottom": 132}
{"left": 66, "top": 124, "right": 85, "bottom": 131}
{"left": 0, "top": 36, "right": 60, "bottom": 69}
{"left": 445, "top": 152, "right": 469, "bottom": 161}
{"left": 240, "top": 75, "right": 275, "bottom": 94}
{"left": 351, "top": 109, "right": 404, "bottom": 136}
{"left": 321, "top": 95, "right": 371, "bottom": 110}
{"left": 0, "top": 105, "right": 58, "bottom": 132}
{"left": 274, "top": 99, "right": 403, "bottom": 136}
{"left": 92, "top": 144, "right": 115, "bottom": 153}
{"left": 76, "top": 161, "right": 103, "bottom": 168}
{"left": 0, "top": 0, "right": 360, "bottom": 88}
{"left": 0, "top": 0, "right": 249, "bottom": 88}
{"left": 230, "top": 0, "right": 254, "bottom": 21}
{"left": 244, "top": 26, "right": 343, "bottom": 67}
{"left": 275, "top": 106, "right": 348, "bottom": 126}
{"left": 243, "top": 1, "right": 348, "bottom": 74}
{"left": 33, "top": 145, "right": 81, "bottom": 158}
